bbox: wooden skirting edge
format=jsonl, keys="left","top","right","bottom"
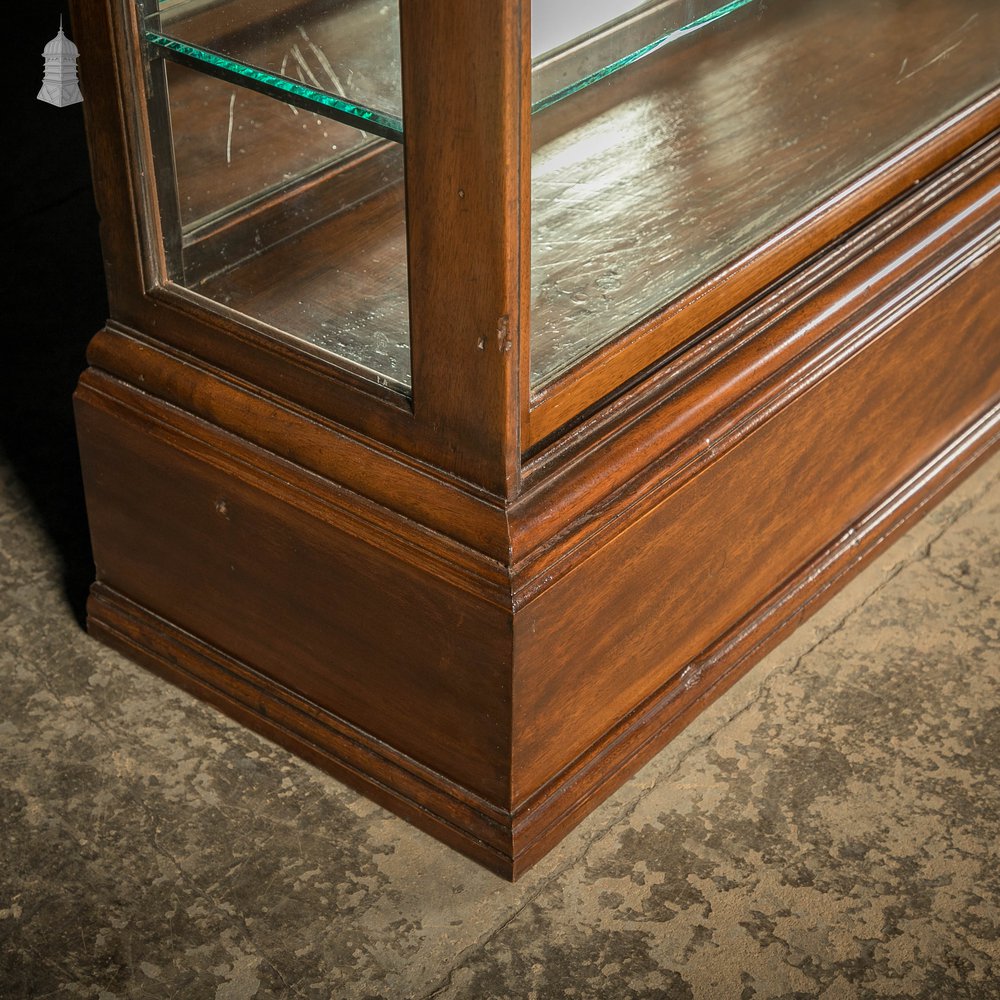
{"left": 86, "top": 585, "right": 517, "bottom": 877}
{"left": 507, "top": 401, "right": 1000, "bottom": 877}
{"left": 86, "top": 400, "right": 998, "bottom": 880}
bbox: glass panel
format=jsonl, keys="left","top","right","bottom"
{"left": 145, "top": 0, "right": 757, "bottom": 139}
{"left": 531, "top": 0, "right": 1000, "bottom": 389}
{"left": 145, "top": 0, "right": 404, "bottom": 141}
{"left": 164, "top": 59, "right": 378, "bottom": 230}
{"left": 144, "top": 5, "right": 410, "bottom": 391}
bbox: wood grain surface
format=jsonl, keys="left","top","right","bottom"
{"left": 75, "top": 373, "right": 515, "bottom": 804}
{"left": 514, "top": 247, "right": 1000, "bottom": 808}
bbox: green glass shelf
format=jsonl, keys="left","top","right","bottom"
{"left": 144, "top": 0, "right": 753, "bottom": 142}
{"left": 146, "top": 31, "right": 404, "bottom": 141}
{"left": 144, "top": 0, "right": 405, "bottom": 141}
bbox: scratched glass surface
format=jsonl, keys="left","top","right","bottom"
{"left": 141, "top": 0, "right": 999, "bottom": 398}
{"left": 143, "top": 0, "right": 749, "bottom": 137}
{"left": 163, "top": 59, "right": 378, "bottom": 230}
{"left": 530, "top": 0, "right": 1000, "bottom": 388}
{"left": 145, "top": 0, "right": 404, "bottom": 140}
{"left": 151, "top": 56, "right": 410, "bottom": 391}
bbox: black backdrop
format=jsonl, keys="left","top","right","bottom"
{"left": 7, "top": 4, "right": 109, "bottom": 621}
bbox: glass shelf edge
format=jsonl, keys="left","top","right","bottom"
{"left": 531, "top": 0, "right": 758, "bottom": 115}
{"left": 149, "top": 1, "right": 753, "bottom": 139}
{"left": 145, "top": 32, "right": 405, "bottom": 144}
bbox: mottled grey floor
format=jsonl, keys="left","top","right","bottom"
{"left": 2, "top": 446, "right": 999, "bottom": 1000}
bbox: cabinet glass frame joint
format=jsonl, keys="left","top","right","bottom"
{"left": 72, "top": 0, "right": 1000, "bottom": 878}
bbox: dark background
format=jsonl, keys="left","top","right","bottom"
{"left": 7, "top": 4, "right": 108, "bottom": 620}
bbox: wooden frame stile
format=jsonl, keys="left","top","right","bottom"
{"left": 399, "top": 0, "right": 528, "bottom": 494}
{"left": 71, "top": 0, "right": 147, "bottom": 330}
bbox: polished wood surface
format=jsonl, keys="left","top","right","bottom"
{"left": 76, "top": 370, "right": 514, "bottom": 804}
{"left": 515, "top": 250, "right": 1000, "bottom": 807}
{"left": 400, "top": 0, "right": 528, "bottom": 493}
{"left": 86, "top": 583, "right": 517, "bottom": 871}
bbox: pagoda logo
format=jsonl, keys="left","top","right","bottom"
{"left": 39, "top": 18, "right": 83, "bottom": 107}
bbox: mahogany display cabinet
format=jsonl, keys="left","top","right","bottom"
{"left": 72, "top": 0, "right": 1000, "bottom": 879}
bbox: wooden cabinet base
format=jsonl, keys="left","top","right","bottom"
{"left": 75, "top": 143, "right": 1000, "bottom": 880}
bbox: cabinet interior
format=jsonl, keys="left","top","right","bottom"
{"left": 145, "top": 0, "right": 1000, "bottom": 394}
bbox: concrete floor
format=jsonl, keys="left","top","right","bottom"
{"left": 3, "top": 438, "right": 999, "bottom": 999}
